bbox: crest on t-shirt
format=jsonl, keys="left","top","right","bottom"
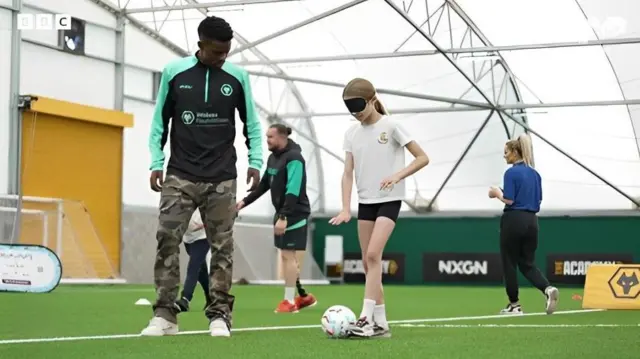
{"left": 377, "top": 132, "right": 388, "bottom": 144}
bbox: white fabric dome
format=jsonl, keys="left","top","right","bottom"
{"left": 115, "top": 0, "right": 640, "bottom": 213}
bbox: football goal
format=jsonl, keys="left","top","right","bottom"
{"left": 0, "top": 195, "right": 125, "bottom": 284}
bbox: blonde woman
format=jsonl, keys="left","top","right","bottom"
{"left": 330, "top": 78, "right": 430, "bottom": 338}
{"left": 489, "top": 134, "right": 559, "bottom": 316}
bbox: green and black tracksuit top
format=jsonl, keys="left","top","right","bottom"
{"left": 148, "top": 53, "right": 263, "bottom": 182}
{"left": 242, "top": 140, "right": 311, "bottom": 229}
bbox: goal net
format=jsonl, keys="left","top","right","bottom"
{"left": 214, "top": 222, "right": 329, "bottom": 285}
{"left": 0, "top": 195, "right": 123, "bottom": 284}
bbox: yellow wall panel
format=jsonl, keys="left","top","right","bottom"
{"left": 21, "top": 111, "right": 124, "bottom": 273}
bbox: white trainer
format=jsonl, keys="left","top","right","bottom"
{"left": 209, "top": 318, "right": 231, "bottom": 337}
{"left": 140, "top": 317, "right": 178, "bottom": 336}
{"left": 545, "top": 286, "right": 559, "bottom": 314}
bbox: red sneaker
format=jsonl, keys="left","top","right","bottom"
{"left": 295, "top": 293, "right": 317, "bottom": 310}
{"left": 274, "top": 300, "right": 298, "bottom": 313}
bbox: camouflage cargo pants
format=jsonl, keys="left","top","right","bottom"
{"left": 153, "top": 174, "right": 236, "bottom": 324}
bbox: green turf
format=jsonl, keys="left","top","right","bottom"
{"left": 0, "top": 284, "right": 638, "bottom": 358}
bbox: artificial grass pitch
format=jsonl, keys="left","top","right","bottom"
{"left": 0, "top": 284, "right": 638, "bottom": 358}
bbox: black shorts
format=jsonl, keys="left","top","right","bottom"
{"left": 357, "top": 200, "right": 402, "bottom": 222}
{"left": 274, "top": 224, "right": 308, "bottom": 251}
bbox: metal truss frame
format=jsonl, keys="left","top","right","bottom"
{"left": 107, "top": 0, "right": 640, "bottom": 209}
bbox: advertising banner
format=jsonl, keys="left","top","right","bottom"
{"left": 342, "top": 252, "right": 405, "bottom": 283}
{"left": 423, "top": 252, "right": 503, "bottom": 283}
{"left": 0, "top": 244, "right": 62, "bottom": 293}
{"left": 546, "top": 253, "right": 634, "bottom": 285}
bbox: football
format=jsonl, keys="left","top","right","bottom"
{"left": 320, "top": 305, "right": 357, "bottom": 339}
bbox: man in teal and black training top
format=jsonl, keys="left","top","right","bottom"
{"left": 236, "top": 124, "right": 316, "bottom": 314}
{"left": 141, "top": 15, "right": 263, "bottom": 338}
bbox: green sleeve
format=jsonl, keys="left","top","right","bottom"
{"left": 148, "top": 67, "right": 171, "bottom": 171}
{"left": 148, "top": 56, "right": 198, "bottom": 171}
{"left": 241, "top": 71, "right": 263, "bottom": 170}
{"left": 285, "top": 160, "right": 303, "bottom": 196}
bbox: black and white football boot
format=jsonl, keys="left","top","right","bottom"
{"left": 499, "top": 303, "right": 524, "bottom": 316}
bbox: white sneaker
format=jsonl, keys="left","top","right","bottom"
{"left": 545, "top": 286, "right": 559, "bottom": 314}
{"left": 499, "top": 303, "right": 524, "bottom": 315}
{"left": 140, "top": 317, "right": 178, "bottom": 336}
{"left": 209, "top": 318, "right": 231, "bottom": 337}
{"left": 348, "top": 317, "right": 375, "bottom": 337}
{"left": 373, "top": 323, "right": 392, "bottom": 338}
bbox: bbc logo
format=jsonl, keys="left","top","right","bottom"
{"left": 17, "top": 13, "right": 72, "bottom": 30}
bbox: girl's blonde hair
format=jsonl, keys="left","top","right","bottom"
{"left": 343, "top": 78, "right": 389, "bottom": 115}
{"left": 506, "top": 134, "right": 534, "bottom": 167}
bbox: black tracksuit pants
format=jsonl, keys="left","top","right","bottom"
{"left": 500, "top": 210, "right": 551, "bottom": 303}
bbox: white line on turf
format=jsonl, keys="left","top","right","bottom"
{"left": 0, "top": 309, "right": 605, "bottom": 345}
{"left": 397, "top": 324, "right": 639, "bottom": 328}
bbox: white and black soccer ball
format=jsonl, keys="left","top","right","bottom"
{"left": 321, "top": 305, "right": 356, "bottom": 339}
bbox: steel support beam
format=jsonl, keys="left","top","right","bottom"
{"left": 255, "top": 104, "right": 338, "bottom": 212}
{"left": 91, "top": 0, "right": 187, "bottom": 57}
{"left": 274, "top": 106, "right": 487, "bottom": 119}
{"left": 499, "top": 98, "right": 640, "bottom": 109}
{"left": 247, "top": 70, "right": 492, "bottom": 108}
{"left": 426, "top": 110, "right": 495, "bottom": 212}
{"left": 233, "top": 49, "right": 441, "bottom": 65}
{"left": 499, "top": 110, "right": 640, "bottom": 208}
{"left": 232, "top": 36, "right": 640, "bottom": 66}
{"left": 445, "top": 0, "right": 519, "bottom": 140}
{"left": 116, "top": 0, "right": 331, "bottom": 210}
{"left": 0, "top": 3, "right": 16, "bottom": 10}
{"left": 114, "top": 13, "right": 125, "bottom": 274}
{"left": 390, "top": 1, "right": 496, "bottom": 108}
{"left": 228, "top": 31, "right": 327, "bottom": 211}
{"left": 114, "top": 15, "right": 125, "bottom": 110}
{"left": 229, "top": 0, "right": 367, "bottom": 56}
{"left": 124, "top": 0, "right": 298, "bottom": 13}
{"left": 573, "top": 0, "right": 640, "bottom": 163}
{"left": 254, "top": 105, "right": 344, "bottom": 163}
{"left": 256, "top": 105, "right": 419, "bottom": 211}
{"left": 8, "top": 0, "right": 23, "bottom": 243}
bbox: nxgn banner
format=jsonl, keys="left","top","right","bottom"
{"left": 342, "top": 252, "right": 405, "bottom": 283}
{"left": 423, "top": 253, "right": 503, "bottom": 283}
{"left": 546, "top": 253, "right": 634, "bottom": 285}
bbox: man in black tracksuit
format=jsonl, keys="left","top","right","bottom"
{"left": 237, "top": 124, "right": 317, "bottom": 313}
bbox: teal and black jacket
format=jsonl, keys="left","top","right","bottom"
{"left": 242, "top": 139, "right": 310, "bottom": 224}
{"left": 148, "top": 54, "right": 263, "bottom": 183}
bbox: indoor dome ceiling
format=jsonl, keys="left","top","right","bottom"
{"left": 107, "top": 0, "right": 640, "bottom": 212}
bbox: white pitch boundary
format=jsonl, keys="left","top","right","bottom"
{"left": 0, "top": 309, "right": 605, "bottom": 345}
{"left": 397, "top": 324, "right": 639, "bottom": 328}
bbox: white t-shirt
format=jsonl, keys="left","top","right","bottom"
{"left": 343, "top": 116, "right": 412, "bottom": 204}
{"left": 183, "top": 210, "right": 206, "bottom": 244}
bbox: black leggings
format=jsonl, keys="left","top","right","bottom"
{"left": 500, "top": 211, "right": 550, "bottom": 303}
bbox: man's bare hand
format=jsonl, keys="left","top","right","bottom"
{"left": 247, "top": 168, "right": 260, "bottom": 192}
{"left": 150, "top": 170, "right": 164, "bottom": 192}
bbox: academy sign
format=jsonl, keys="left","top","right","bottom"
{"left": 423, "top": 253, "right": 503, "bottom": 283}
{"left": 546, "top": 253, "right": 634, "bottom": 285}
{"left": 342, "top": 252, "right": 405, "bottom": 284}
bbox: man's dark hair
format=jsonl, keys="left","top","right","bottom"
{"left": 270, "top": 123, "right": 292, "bottom": 136}
{"left": 197, "top": 16, "right": 233, "bottom": 42}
